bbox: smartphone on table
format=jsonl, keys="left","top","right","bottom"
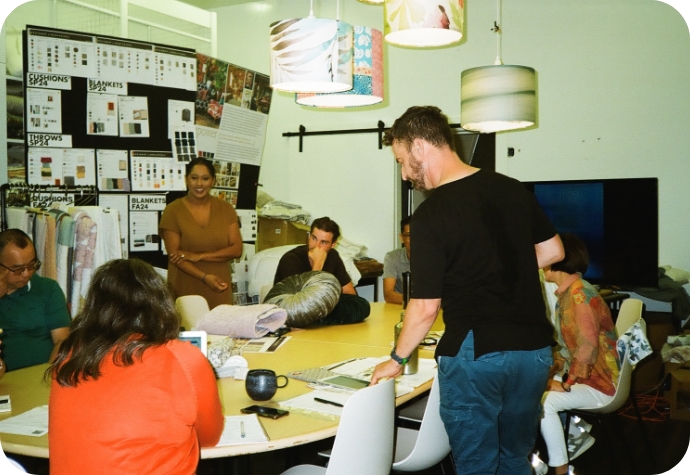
{"left": 240, "top": 405, "right": 289, "bottom": 419}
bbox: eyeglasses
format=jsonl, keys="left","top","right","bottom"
{"left": 401, "top": 233, "right": 411, "bottom": 239}
{"left": 0, "top": 259, "right": 42, "bottom": 274}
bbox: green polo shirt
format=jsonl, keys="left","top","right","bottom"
{"left": 0, "top": 274, "right": 71, "bottom": 371}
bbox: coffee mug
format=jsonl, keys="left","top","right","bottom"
{"left": 245, "top": 369, "right": 288, "bottom": 401}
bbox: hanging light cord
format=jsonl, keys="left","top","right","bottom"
{"left": 493, "top": 0, "right": 504, "bottom": 65}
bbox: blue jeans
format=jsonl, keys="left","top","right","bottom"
{"left": 438, "top": 330, "right": 552, "bottom": 475}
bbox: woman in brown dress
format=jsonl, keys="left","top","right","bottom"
{"left": 159, "top": 158, "right": 242, "bottom": 309}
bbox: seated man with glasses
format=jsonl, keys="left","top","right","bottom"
{"left": 382, "top": 216, "right": 411, "bottom": 305}
{"left": 0, "top": 229, "right": 70, "bottom": 372}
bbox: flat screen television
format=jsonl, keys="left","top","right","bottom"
{"left": 522, "top": 177, "right": 658, "bottom": 288}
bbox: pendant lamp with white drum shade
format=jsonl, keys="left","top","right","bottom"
{"left": 384, "top": 0, "right": 464, "bottom": 48}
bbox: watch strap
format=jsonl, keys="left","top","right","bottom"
{"left": 390, "top": 347, "right": 409, "bottom": 366}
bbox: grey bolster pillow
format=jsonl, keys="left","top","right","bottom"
{"left": 264, "top": 271, "right": 341, "bottom": 327}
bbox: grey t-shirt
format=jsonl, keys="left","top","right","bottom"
{"left": 382, "top": 247, "right": 410, "bottom": 294}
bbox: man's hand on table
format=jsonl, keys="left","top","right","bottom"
{"left": 370, "top": 359, "right": 403, "bottom": 386}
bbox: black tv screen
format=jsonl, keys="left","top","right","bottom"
{"left": 523, "top": 177, "right": 658, "bottom": 288}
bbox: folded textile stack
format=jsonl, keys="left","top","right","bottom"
{"left": 259, "top": 200, "right": 311, "bottom": 224}
{"left": 206, "top": 338, "right": 249, "bottom": 379}
{"left": 354, "top": 258, "right": 384, "bottom": 275}
{"left": 335, "top": 236, "right": 368, "bottom": 260}
{"left": 197, "top": 304, "right": 288, "bottom": 339}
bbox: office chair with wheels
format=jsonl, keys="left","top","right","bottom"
{"left": 175, "top": 295, "right": 210, "bottom": 330}
{"left": 564, "top": 298, "right": 656, "bottom": 469}
{"left": 280, "top": 378, "right": 396, "bottom": 475}
{"left": 392, "top": 376, "right": 452, "bottom": 473}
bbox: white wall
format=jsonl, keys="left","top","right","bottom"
{"left": 210, "top": 0, "right": 690, "bottom": 273}
{"left": 3, "top": 0, "right": 689, "bottom": 274}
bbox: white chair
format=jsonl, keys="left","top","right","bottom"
{"left": 175, "top": 294, "right": 210, "bottom": 330}
{"left": 392, "top": 376, "right": 452, "bottom": 473}
{"left": 319, "top": 377, "right": 453, "bottom": 473}
{"left": 280, "top": 378, "right": 396, "bottom": 475}
{"left": 564, "top": 298, "right": 656, "bottom": 467}
{"left": 0, "top": 455, "right": 27, "bottom": 473}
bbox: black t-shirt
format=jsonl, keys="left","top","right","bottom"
{"left": 274, "top": 245, "right": 351, "bottom": 287}
{"left": 411, "top": 169, "right": 557, "bottom": 359}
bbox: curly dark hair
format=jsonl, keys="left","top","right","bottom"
{"left": 382, "top": 106, "right": 455, "bottom": 152}
{"left": 49, "top": 259, "right": 180, "bottom": 387}
{"left": 311, "top": 216, "right": 341, "bottom": 243}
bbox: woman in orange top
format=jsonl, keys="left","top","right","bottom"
{"left": 49, "top": 258, "right": 224, "bottom": 475}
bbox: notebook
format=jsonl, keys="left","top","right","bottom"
{"left": 287, "top": 362, "right": 370, "bottom": 391}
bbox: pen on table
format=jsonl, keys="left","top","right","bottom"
{"left": 240, "top": 420, "right": 246, "bottom": 438}
{"left": 327, "top": 358, "right": 357, "bottom": 371}
{"left": 314, "top": 397, "right": 344, "bottom": 408}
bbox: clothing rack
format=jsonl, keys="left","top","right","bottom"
{"left": 0, "top": 183, "right": 99, "bottom": 231}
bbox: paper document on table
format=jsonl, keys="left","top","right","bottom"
{"left": 215, "top": 414, "right": 269, "bottom": 446}
{"left": 396, "top": 359, "right": 437, "bottom": 394}
{"left": 240, "top": 336, "right": 290, "bottom": 353}
{"left": 0, "top": 405, "right": 49, "bottom": 437}
{"left": 280, "top": 389, "right": 354, "bottom": 416}
{"left": 329, "top": 356, "right": 387, "bottom": 380}
{"left": 329, "top": 356, "right": 436, "bottom": 389}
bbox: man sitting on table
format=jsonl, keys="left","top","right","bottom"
{"left": 0, "top": 229, "right": 70, "bottom": 372}
{"left": 382, "top": 216, "right": 411, "bottom": 304}
{"left": 274, "top": 216, "right": 370, "bottom": 325}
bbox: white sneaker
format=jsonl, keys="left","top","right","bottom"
{"left": 568, "top": 432, "right": 596, "bottom": 460}
{"left": 530, "top": 452, "right": 549, "bottom": 475}
{"left": 569, "top": 415, "right": 593, "bottom": 434}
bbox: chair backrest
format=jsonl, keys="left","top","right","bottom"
{"left": 615, "top": 298, "right": 644, "bottom": 337}
{"left": 392, "top": 376, "right": 451, "bottom": 472}
{"left": 326, "top": 378, "right": 396, "bottom": 475}
{"left": 588, "top": 298, "right": 644, "bottom": 414}
{"left": 175, "top": 295, "right": 210, "bottom": 330}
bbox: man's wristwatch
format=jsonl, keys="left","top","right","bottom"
{"left": 390, "top": 347, "right": 409, "bottom": 366}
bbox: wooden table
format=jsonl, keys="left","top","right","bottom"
{"left": 0, "top": 302, "right": 443, "bottom": 460}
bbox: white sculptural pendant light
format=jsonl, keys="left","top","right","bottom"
{"left": 270, "top": 1, "right": 353, "bottom": 93}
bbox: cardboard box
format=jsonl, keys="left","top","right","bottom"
{"left": 667, "top": 363, "right": 690, "bottom": 422}
{"left": 256, "top": 217, "right": 309, "bottom": 252}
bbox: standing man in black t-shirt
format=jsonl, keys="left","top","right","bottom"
{"left": 370, "top": 106, "right": 564, "bottom": 475}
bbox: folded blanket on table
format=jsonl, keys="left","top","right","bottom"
{"left": 197, "top": 304, "right": 287, "bottom": 339}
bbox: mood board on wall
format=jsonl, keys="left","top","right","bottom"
{"left": 21, "top": 25, "right": 268, "bottom": 277}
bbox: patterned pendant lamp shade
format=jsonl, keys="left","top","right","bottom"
{"left": 384, "top": 0, "right": 464, "bottom": 48}
{"left": 460, "top": 65, "right": 536, "bottom": 133}
{"left": 270, "top": 17, "right": 354, "bottom": 93}
{"left": 296, "top": 26, "right": 383, "bottom": 108}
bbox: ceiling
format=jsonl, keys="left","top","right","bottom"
{"left": 176, "top": 0, "right": 263, "bottom": 10}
